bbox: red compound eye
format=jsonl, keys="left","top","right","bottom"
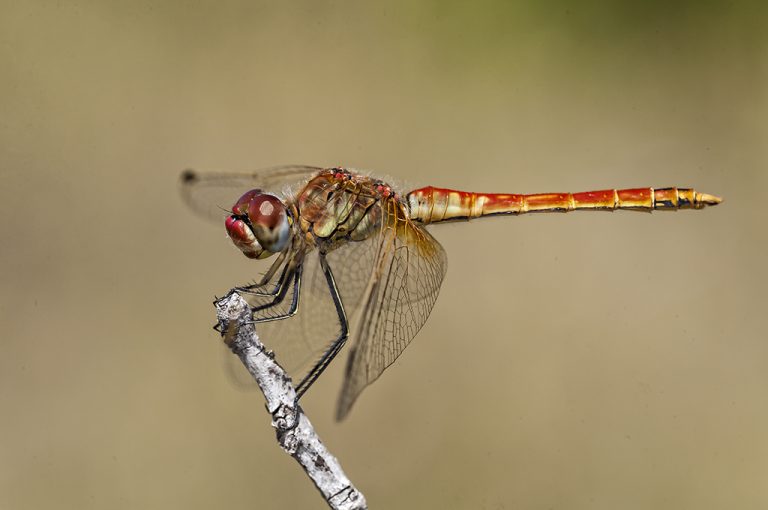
{"left": 245, "top": 193, "right": 290, "bottom": 253}
{"left": 226, "top": 189, "right": 289, "bottom": 258}
{"left": 247, "top": 194, "right": 285, "bottom": 231}
{"left": 231, "top": 189, "right": 261, "bottom": 216}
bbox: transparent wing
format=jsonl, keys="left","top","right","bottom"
{"left": 225, "top": 248, "right": 340, "bottom": 388}
{"left": 226, "top": 236, "right": 381, "bottom": 390}
{"left": 179, "top": 165, "right": 322, "bottom": 223}
{"left": 335, "top": 199, "right": 448, "bottom": 420}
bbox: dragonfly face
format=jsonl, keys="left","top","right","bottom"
{"left": 226, "top": 189, "right": 291, "bottom": 259}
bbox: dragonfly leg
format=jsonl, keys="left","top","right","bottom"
{"left": 234, "top": 249, "right": 289, "bottom": 296}
{"left": 212, "top": 255, "right": 302, "bottom": 334}
{"left": 250, "top": 262, "right": 303, "bottom": 323}
{"left": 294, "top": 252, "right": 349, "bottom": 400}
{"left": 238, "top": 256, "right": 292, "bottom": 302}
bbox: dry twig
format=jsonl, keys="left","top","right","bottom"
{"left": 215, "top": 293, "right": 367, "bottom": 510}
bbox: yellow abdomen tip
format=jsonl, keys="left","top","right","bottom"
{"left": 697, "top": 192, "right": 723, "bottom": 207}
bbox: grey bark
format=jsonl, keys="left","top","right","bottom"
{"left": 215, "top": 293, "right": 367, "bottom": 510}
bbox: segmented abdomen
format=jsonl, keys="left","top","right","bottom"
{"left": 406, "top": 186, "right": 722, "bottom": 224}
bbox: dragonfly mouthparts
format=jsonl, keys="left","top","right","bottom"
{"left": 225, "top": 214, "right": 266, "bottom": 259}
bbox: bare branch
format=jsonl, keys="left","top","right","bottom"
{"left": 215, "top": 292, "right": 367, "bottom": 510}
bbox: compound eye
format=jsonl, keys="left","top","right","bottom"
{"left": 247, "top": 194, "right": 290, "bottom": 252}
{"left": 232, "top": 189, "right": 261, "bottom": 216}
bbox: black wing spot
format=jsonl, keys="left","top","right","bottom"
{"left": 180, "top": 169, "right": 198, "bottom": 183}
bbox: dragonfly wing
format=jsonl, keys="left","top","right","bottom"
{"left": 226, "top": 236, "right": 380, "bottom": 390}
{"left": 227, "top": 249, "right": 339, "bottom": 386}
{"left": 335, "top": 200, "right": 448, "bottom": 420}
{"left": 180, "top": 165, "right": 323, "bottom": 223}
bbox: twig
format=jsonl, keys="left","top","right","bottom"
{"left": 215, "top": 292, "right": 367, "bottom": 510}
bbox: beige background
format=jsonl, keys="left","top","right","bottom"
{"left": 1, "top": 1, "right": 766, "bottom": 509}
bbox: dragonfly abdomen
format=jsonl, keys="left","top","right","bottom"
{"left": 407, "top": 186, "right": 722, "bottom": 224}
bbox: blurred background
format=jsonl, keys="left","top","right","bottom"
{"left": 1, "top": 1, "right": 765, "bottom": 508}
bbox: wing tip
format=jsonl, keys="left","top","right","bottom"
{"left": 180, "top": 168, "right": 198, "bottom": 184}
{"left": 335, "top": 384, "right": 358, "bottom": 422}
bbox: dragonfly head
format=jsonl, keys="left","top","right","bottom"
{"left": 226, "top": 189, "right": 291, "bottom": 259}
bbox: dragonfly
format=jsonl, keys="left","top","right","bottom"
{"left": 181, "top": 165, "right": 721, "bottom": 420}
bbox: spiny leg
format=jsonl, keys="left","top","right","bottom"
{"left": 213, "top": 253, "right": 300, "bottom": 335}
{"left": 234, "top": 249, "right": 289, "bottom": 297}
{"left": 251, "top": 262, "right": 303, "bottom": 323}
{"left": 295, "top": 252, "right": 349, "bottom": 400}
{"left": 242, "top": 256, "right": 293, "bottom": 308}
{"left": 231, "top": 246, "right": 299, "bottom": 314}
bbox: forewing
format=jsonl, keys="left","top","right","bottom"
{"left": 180, "top": 165, "right": 322, "bottom": 223}
{"left": 335, "top": 200, "right": 448, "bottom": 420}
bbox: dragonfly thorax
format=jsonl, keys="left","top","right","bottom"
{"left": 226, "top": 189, "right": 291, "bottom": 259}
{"left": 295, "top": 170, "right": 387, "bottom": 249}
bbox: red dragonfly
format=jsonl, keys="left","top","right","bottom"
{"left": 181, "top": 165, "right": 721, "bottom": 420}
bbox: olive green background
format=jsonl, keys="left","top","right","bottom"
{"left": 1, "top": 1, "right": 765, "bottom": 508}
